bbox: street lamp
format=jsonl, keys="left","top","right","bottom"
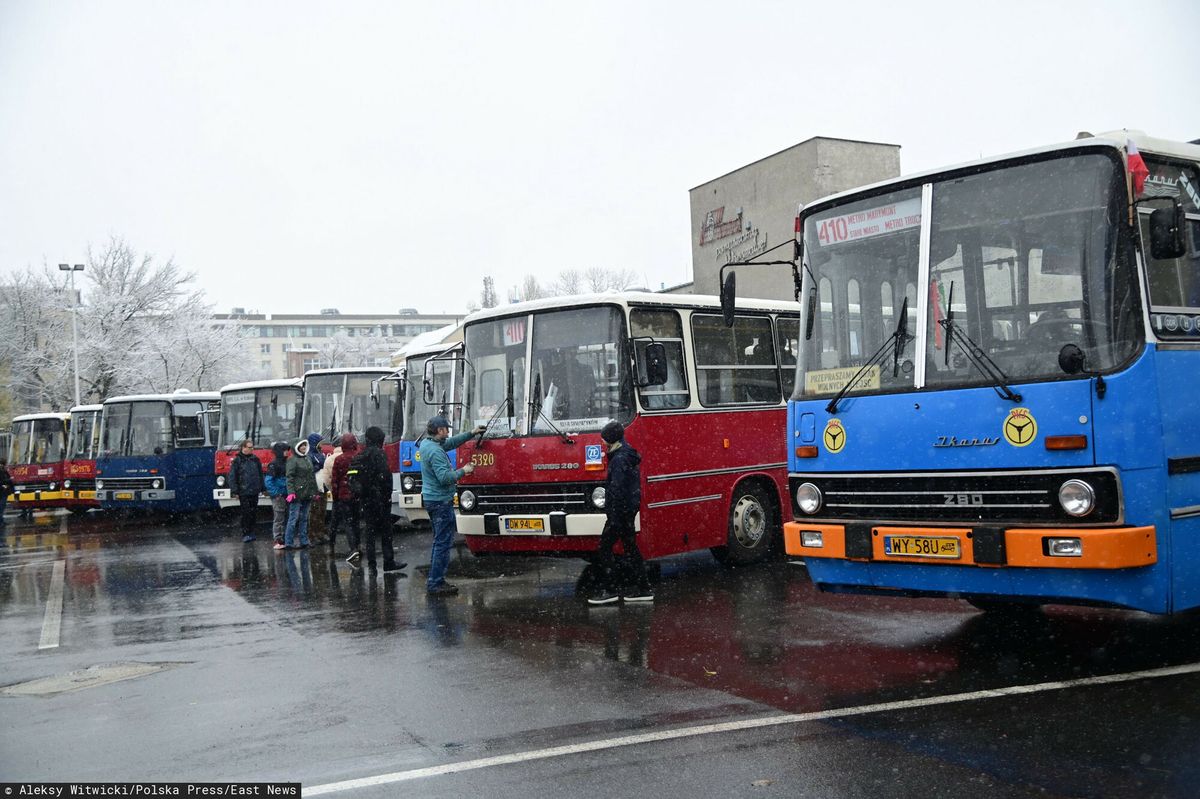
{"left": 58, "top": 263, "right": 84, "bottom": 407}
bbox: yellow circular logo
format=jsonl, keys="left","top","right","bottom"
{"left": 823, "top": 419, "right": 846, "bottom": 454}
{"left": 1002, "top": 408, "right": 1038, "bottom": 447}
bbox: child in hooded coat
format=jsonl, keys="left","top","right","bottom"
{"left": 305, "top": 432, "right": 328, "bottom": 544}
{"left": 264, "top": 441, "right": 290, "bottom": 549}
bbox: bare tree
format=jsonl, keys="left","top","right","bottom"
{"left": 583, "top": 266, "right": 637, "bottom": 292}
{"left": 548, "top": 269, "right": 583, "bottom": 296}
{"left": 520, "top": 274, "right": 546, "bottom": 302}
{"left": 481, "top": 276, "right": 498, "bottom": 308}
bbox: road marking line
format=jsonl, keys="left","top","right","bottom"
{"left": 305, "top": 660, "right": 1200, "bottom": 795}
{"left": 38, "top": 560, "right": 66, "bottom": 650}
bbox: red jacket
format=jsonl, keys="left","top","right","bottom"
{"left": 331, "top": 434, "right": 360, "bottom": 501}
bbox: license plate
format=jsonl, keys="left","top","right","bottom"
{"left": 884, "top": 535, "right": 961, "bottom": 559}
{"left": 115, "top": 492, "right": 135, "bottom": 501}
{"left": 505, "top": 518, "right": 545, "bottom": 532}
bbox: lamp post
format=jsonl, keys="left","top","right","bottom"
{"left": 58, "top": 263, "right": 84, "bottom": 407}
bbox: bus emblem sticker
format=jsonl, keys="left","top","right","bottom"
{"left": 1002, "top": 408, "right": 1038, "bottom": 447}
{"left": 823, "top": 419, "right": 846, "bottom": 454}
{"left": 585, "top": 445, "right": 603, "bottom": 467}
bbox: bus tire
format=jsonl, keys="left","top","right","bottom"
{"left": 712, "top": 482, "right": 776, "bottom": 567}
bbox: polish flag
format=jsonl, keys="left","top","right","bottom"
{"left": 1127, "top": 139, "right": 1150, "bottom": 195}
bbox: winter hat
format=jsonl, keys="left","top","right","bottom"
{"left": 600, "top": 421, "right": 624, "bottom": 444}
{"left": 365, "top": 426, "right": 386, "bottom": 446}
{"left": 427, "top": 415, "right": 450, "bottom": 434}
{"left": 339, "top": 432, "right": 359, "bottom": 454}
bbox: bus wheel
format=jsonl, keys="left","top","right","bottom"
{"left": 712, "top": 484, "right": 775, "bottom": 566}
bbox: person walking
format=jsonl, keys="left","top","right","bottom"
{"left": 305, "top": 432, "right": 328, "bottom": 544}
{"left": 229, "top": 439, "right": 265, "bottom": 542}
{"left": 588, "top": 421, "right": 652, "bottom": 605}
{"left": 420, "top": 415, "right": 485, "bottom": 596}
{"left": 284, "top": 437, "right": 320, "bottom": 550}
{"left": 330, "top": 433, "right": 362, "bottom": 563}
{"left": 0, "top": 458, "right": 13, "bottom": 532}
{"left": 350, "top": 426, "right": 405, "bottom": 573}
{"left": 264, "top": 441, "right": 290, "bottom": 550}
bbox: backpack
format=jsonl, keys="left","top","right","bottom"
{"left": 347, "top": 457, "right": 365, "bottom": 501}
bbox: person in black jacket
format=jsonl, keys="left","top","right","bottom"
{"left": 0, "top": 458, "right": 13, "bottom": 532}
{"left": 349, "top": 426, "right": 406, "bottom": 573}
{"left": 229, "top": 439, "right": 265, "bottom": 543}
{"left": 589, "top": 421, "right": 652, "bottom": 604}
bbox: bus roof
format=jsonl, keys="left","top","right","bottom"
{"left": 69, "top": 405, "right": 104, "bottom": 413}
{"left": 391, "top": 324, "right": 462, "bottom": 360}
{"left": 802, "top": 131, "right": 1200, "bottom": 215}
{"left": 11, "top": 412, "right": 71, "bottom": 423}
{"left": 462, "top": 291, "right": 801, "bottom": 326}
{"left": 302, "top": 367, "right": 394, "bottom": 379}
{"left": 103, "top": 392, "right": 220, "bottom": 404}
{"left": 217, "top": 378, "right": 302, "bottom": 394}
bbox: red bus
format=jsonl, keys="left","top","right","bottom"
{"left": 6, "top": 413, "right": 72, "bottom": 513}
{"left": 63, "top": 404, "right": 103, "bottom": 513}
{"left": 449, "top": 292, "right": 801, "bottom": 564}
{"left": 213, "top": 379, "right": 303, "bottom": 508}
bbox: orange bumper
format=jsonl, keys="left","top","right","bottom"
{"left": 784, "top": 521, "right": 1156, "bottom": 569}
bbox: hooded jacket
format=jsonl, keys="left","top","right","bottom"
{"left": 264, "top": 441, "right": 289, "bottom": 497}
{"left": 306, "top": 433, "right": 326, "bottom": 472}
{"left": 349, "top": 427, "right": 392, "bottom": 512}
{"left": 604, "top": 442, "right": 642, "bottom": 526}
{"left": 286, "top": 439, "right": 320, "bottom": 500}
{"left": 331, "top": 433, "right": 361, "bottom": 502}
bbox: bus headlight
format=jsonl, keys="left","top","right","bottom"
{"left": 216, "top": 475, "right": 226, "bottom": 487}
{"left": 63, "top": 480, "right": 72, "bottom": 489}
{"left": 402, "top": 475, "right": 416, "bottom": 492}
{"left": 591, "top": 486, "right": 606, "bottom": 508}
{"left": 152, "top": 479, "right": 163, "bottom": 490}
{"left": 95, "top": 480, "right": 104, "bottom": 490}
{"left": 1058, "top": 480, "right": 1095, "bottom": 517}
{"left": 49, "top": 482, "right": 57, "bottom": 491}
{"left": 796, "top": 483, "right": 822, "bottom": 515}
{"left": 459, "top": 490, "right": 476, "bottom": 511}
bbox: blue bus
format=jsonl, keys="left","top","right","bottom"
{"left": 394, "top": 325, "right": 462, "bottom": 522}
{"left": 95, "top": 391, "right": 221, "bottom": 513}
{"left": 722, "top": 131, "right": 1200, "bottom": 614}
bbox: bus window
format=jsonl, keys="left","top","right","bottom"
{"left": 302, "top": 374, "right": 344, "bottom": 440}
{"left": 220, "top": 390, "right": 256, "bottom": 448}
{"left": 847, "top": 279, "right": 863, "bottom": 359}
{"left": 70, "top": 412, "right": 97, "bottom": 459}
{"left": 818, "top": 277, "right": 836, "bottom": 368}
{"left": 630, "top": 308, "right": 689, "bottom": 411}
{"left": 1139, "top": 159, "right": 1200, "bottom": 338}
{"left": 9, "top": 421, "right": 32, "bottom": 463}
{"left": 127, "top": 402, "right": 173, "bottom": 456}
{"left": 465, "top": 317, "right": 528, "bottom": 436}
{"left": 31, "top": 419, "right": 65, "bottom": 464}
{"left": 692, "top": 314, "right": 781, "bottom": 407}
{"left": 530, "top": 306, "right": 630, "bottom": 432}
{"left": 257, "top": 388, "right": 301, "bottom": 444}
{"left": 880, "top": 282, "right": 895, "bottom": 334}
{"left": 775, "top": 316, "right": 800, "bottom": 397}
{"left": 174, "top": 402, "right": 207, "bottom": 448}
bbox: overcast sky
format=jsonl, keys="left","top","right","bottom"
{"left": 2, "top": 0, "right": 1198, "bottom": 317}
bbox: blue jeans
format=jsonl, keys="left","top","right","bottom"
{"left": 285, "top": 499, "right": 311, "bottom": 547}
{"left": 426, "top": 500, "right": 457, "bottom": 590}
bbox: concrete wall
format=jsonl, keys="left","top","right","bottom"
{"left": 689, "top": 137, "right": 901, "bottom": 303}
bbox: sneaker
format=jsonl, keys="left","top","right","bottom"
{"left": 346, "top": 551, "right": 361, "bottom": 564}
{"left": 273, "top": 542, "right": 287, "bottom": 551}
{"left": 427, "top": 583, "right": 460, "bottom": 596}
{"left": 382, "top": 562, "right": 408, "bottom": 573}
{"left": 622, "top": 589, "right": 655, "bottom": 603}
{"left": 587, "top": 591, "right": 620, "bottom": 605}
{"left": 241, "top": 535, "right": 256, "bottom": 543}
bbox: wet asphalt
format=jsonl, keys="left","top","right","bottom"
{"left": 3, "top": 509, "right": 1200, "bottom": 797}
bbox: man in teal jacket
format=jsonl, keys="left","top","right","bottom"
{"left": 420, "top": 415, "right": 485, "bottom": 596}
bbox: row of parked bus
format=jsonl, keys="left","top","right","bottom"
{"left": 6, "top": 131, "right": 1197, "bottom": 615}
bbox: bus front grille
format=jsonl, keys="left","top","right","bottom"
{"left": 460, "top": 483, "right": 597, "bottom": 515}
{"left": 790, "top": 468, "right": 1122, "bottom": 526}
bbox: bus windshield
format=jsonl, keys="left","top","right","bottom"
{"left": 796, "top": 151, "right": 1141, "bottom": 399}
{"left": 30, "top": 419, "right": 66, "bottom": 464}
{"left": 69, "top": 411, "right": 99, "bottom": 459}
{"left": 302, "top": 374, "right": 401, "bottom": 443}
{"left": 219, "top": 387, "right": 301, "bottom": 449}
{"left": 102, "top": 402, "right": 174, "bottom": 457}
{"left": 465, "top": 306, "right": 632, "bottom": 437}
{"left": 8, "top": 421, "right": 33, "bottom": 464}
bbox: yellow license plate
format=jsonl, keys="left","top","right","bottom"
{"left": 884, "top": 535, "right": 961, "bottom": 559}
{"left": 505, "top": 518, "right": 545, "bottom": 532}
{"left": 115, "top": 492, "right": 135, "bottom": 500}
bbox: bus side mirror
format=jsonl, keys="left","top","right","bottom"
{"left": 642, "top": 343, "right": 668, "bottom": 386}
{"left": 369, "top": 380, "right": 380, "bottom": 408}
{"left": 720, "top": 271, "right": 736, "bottom": 327}
{"left": 1149, "top": 201, "right": 1186, "bottom": 260}
{"left": 1058, "top": 343, "right": 1086, "bottom": 375}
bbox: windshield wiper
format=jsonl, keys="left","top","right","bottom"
{"left": 939, "top": 282, "right": 1022, "bottom": 403}
{"left": 826, "top": 297, "right": 912, "bottom": 414}
{"left": 529, "top": 372, "right": 574, "bottom": 445}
